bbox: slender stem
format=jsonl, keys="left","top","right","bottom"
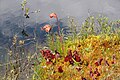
{"left": 56, "top": 17, "right": 60, "bottom": 36}
{"left": 56, "top": 17, "right": 64, "bottom": 52}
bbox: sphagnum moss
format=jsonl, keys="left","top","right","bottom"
{"left": 33, "top": 15, "right": 120, "bottom": 80}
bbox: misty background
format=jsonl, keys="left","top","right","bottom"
{"left": 0, "top": 0, "right": 120, "bottom": 63}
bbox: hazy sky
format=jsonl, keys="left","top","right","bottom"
{"left": 0, "top": 0, "right": 120, "bottom": 22}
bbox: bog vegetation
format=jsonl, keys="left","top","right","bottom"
{"left": 0, "top": 0, "right": 120, "bottom": 80}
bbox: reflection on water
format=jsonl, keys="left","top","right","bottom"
{"left": 0, "top": 0, "right": 120, "bottom": 79}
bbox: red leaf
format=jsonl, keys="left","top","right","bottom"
{"left": 45, "top": 49, "right": 51, "bottom": 53}
{"left": 75, "top": 56, "right": 81, "bottom": 62}
{"left": 64, "top": 56, "right": 70, "bottom": 62}
{"left": 95, "top": 61, "right": 99, "bottom": 66}
{"left": 51, "top": 54, "right": 55, "bottom": 59}
{"left": 73, "top": 50, "right": 81, "bottom": 62}
{"left": 58, "top": 66, "right": 63, "bottom": 73}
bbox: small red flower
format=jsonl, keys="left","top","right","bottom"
{"left": 64, "top": 50, "right": 73, "bottom": 62}
{"left": 58, "top": 66, "right": 63, "bottom": 73}
{"left": 64, "top": 55, "right": 74, "bottom": 65}
{"left": 64, "top": 56, "right": 70, "bottom": 62}
{"left": 65, "top": 55, "right": 72, "bottom": 61}
{"left": 51, "top": 54, "right": 55, "bottom": 59}
{"left": 73, "top": 50, "right": 81, "bottom": 62}
{"left": 44, "top": 53, "right": 51, "bottom": 59}
{"left": 40, "top": 49, "right": 56, "bottom": 60}
{"left": 41, "top": 24, "right": 51, "bottom": 32}
{"left": 49, "top": 13, "right": 57, "bottom": 18}
{"left": 75, "top": 56, "right": 81, "bottom": 62}
{"left": 64, "top": 50, "right": 75, "bottom": 65}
